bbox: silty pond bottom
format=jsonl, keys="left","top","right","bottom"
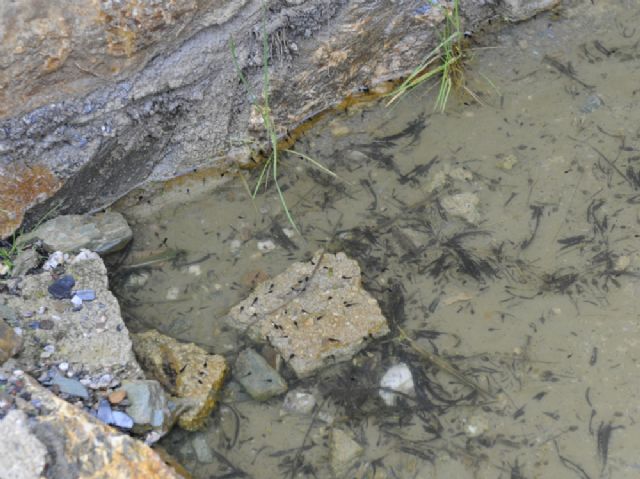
{"left": 110, "top": 2, "right": 640, "bottom": 477}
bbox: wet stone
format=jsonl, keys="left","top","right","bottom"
{"left": 51, "top": 372, "right": 89, "bottom": 399}
{"left": 379, "top": 363, "right": 414, "bottom": 407}
{"left": 47, "top": 275, "right": 75, "bottom": 299}
{"left": 192, "top": 434, "right": 214, "bottom": 463}
{"left": 234, "top": 348, "right": 288, "bottom": 401}
{"left": 228, "top": 251, "right": 389, "bottom": 378}
{"left": 282, "top": 390, "right": 316, "bottom": 416}
{"left": 581, "top": 94, "right": 604, "bottom": 113}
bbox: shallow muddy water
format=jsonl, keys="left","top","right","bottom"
{"left": 112, "top": 2, "right": 640, "bottom": 477}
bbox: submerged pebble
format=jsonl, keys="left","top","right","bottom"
{"left": 282, "top": 390, "right": 317, "bottom": 416}
{"left": 379, "top": 363, "right": 414, "bottom": 406}
{"left": 257, "top": 239, "right": 276, "bottom": 252}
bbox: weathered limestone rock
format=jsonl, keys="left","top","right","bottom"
{"left": 0, "top": 365, "right": 186, "bottom": 478}
{"left": 20, "top": 212, "right": 132, "bottom": 254}
{"left": 0, "top": 319, "right": 21, "bottom": 366}
{"left": 234, "top": 348, "right": 288, "bottom": 401}
{"left": 132, "top": 330, "right": 228, "bottom": 430}
{"left": 1, "top": 251, "right": 143, "bottom": 380}
{"left": 228, "top": 251, "right": 389, "bottom": 378}
{"left": 0, "top": 0, "right": 557, "bottom": 238}
{"left": 0, "top": 410, "right": 47, "bottom": 479}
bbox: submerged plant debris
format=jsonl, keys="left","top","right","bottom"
{"left": 112, "top": 3, "right": 640, "bottom": 478}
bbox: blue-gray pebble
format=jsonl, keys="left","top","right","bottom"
{"left": 48, "top": 275, "right": 76, "bottom": 299}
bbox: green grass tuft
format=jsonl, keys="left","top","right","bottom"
{"left": 230, "top": 4, "right": 337, "bottom": 234}
{"left": 386, "top": 0, "right": 464, "bottom": 112}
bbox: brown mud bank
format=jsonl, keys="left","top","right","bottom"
{"left": 0, "top": 0, "right": 557, "bottom": 237}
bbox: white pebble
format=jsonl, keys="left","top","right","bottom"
{"left": 257, "top": 240, "right": 276, "bottom": 252}
{"left": 43, "top": 251, "right": 65, "bottom": 271}
{"left": 72, "top": 249, "right": 99, "bottom": 263}
{"left": 166, "top": 287, "right": 180, "bottom": 301}
{"left": 187, "top": 264, "right": 202, "bottom": 276}
{"left": 71, "top": 295, "right": 83, "bottom": 308}
{"left": 230, "top": 239, "right": 242, "bottom": 253}
{"left": 379, "top": 363, "right": 414, "bottom": 406}
{"left": 58, "top": 362, "right": 69, "bottom": 372}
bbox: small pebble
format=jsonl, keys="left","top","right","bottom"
{"left": 229, "top": 239, "right": 242, "bottom": 253}
{"left": 43, "top": 251, "right": 66, "bottom": 271}
{"left": 48, "top": 275, "right": 76, "bottom": 299}
{"left": 257, "top": 240, "right": 276, "bottom": 252}
{"left": 108, "top": 390, "right": 127, "bottom": 405}
{"left": 93, "top": 374, "right": 113, "bottom": 389}
{"left": 37, "top": 306, "right": 46, "bottom": 315}
{"left": 112, "top": 411, "right": 134, "bottom": 429}
{"left": 74, "top": 289, "right": 96, "bottom": 301}
{"left": 166, "top": 287, "right": 179, "bottom": 301}
{"left": 58, "top": 362, "right": 69, "bottom": 372}
{"left": 71, "top": 295, "right": 83, "bottom": 309}
{"left": 96, "top": 399, "right": 114, "bottom": 424}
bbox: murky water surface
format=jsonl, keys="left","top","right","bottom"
{"left": 112, "top": 2, "right": 640, "bottom": 477}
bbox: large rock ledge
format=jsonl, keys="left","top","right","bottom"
{"left": 0, "top": 364, "right": 186, "bottom": 479}
{"left": 0, "top": 0, "right": 558, "bottom": 237}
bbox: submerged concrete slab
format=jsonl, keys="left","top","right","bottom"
{"left": 228, "top": 251, "right": 389, "bottom": 378}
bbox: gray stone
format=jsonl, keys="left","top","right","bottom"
{"left": 192, "top": 434, "right": 214, "bottom": 463}
{"left": 0, "top": 410, "right": 47, "bottom": 479}
{"left": 330, "top": 428, "right": 363, "bottom": 478}
{"left": 51, "top": 373, "right": 89, "bottom": 399}
{"left": 282, "top": 390, "right": 316, "bottom": 416}
{"left": 20, "top": 212, "right": 132, "bottom": 254}
{"left": 121, "top": 380, "right": 174, "bottom": 432}
{"left": 499, "top": 0, "right": 561, "bottom": 22}
{"left": 228, "top": 251, "right": 389, "bottom": 378}
{"left": 581, "top": 94, "right": 604, "bottom": 114}
{"left": 10, "top": 248, "right": 39, "bottom": 278}
{"left": 234, "top": 348, "right": 288, "bottom": 401}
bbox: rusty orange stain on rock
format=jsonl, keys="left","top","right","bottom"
{"left": 0, "top": 164, "right": 61, "bottom": 238}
